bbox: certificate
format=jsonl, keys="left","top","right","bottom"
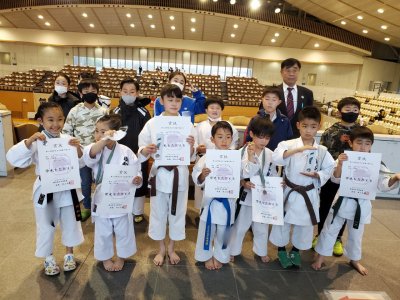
{"left": 338, "top": 151, "right": 382, "bottom": 200}
{"left": 251, "top": 176, "right": 284, "bottom": 225}
{"left": 204, "top": 149, "right": 241, "bottom": 198}
{"left": 96, "top": 164, "right": 138, "bottom": 215}
{"left": 154, "top": 116, "right": 192, "bottom": 166}
{"left": 37, "top": 138, "right": 81, "bottom": 194}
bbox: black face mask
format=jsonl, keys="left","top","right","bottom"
{"left": 341, "top": 112, "right": 359, "bottom": 123}
{"left": 82, "top": 92, "right": 98, "bottom": 104}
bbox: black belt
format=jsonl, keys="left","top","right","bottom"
{"left": 234, "top": 178, "right": 250, "bottom": 221}
{"left": 284, "top": 177, "right": 317, "bottom": 225}
{"left": 38, "top": 177, "right": 82, "bottom": 222}
{"left": 149, "top": 166, "right": 179, "bottom": 216}
{"left": 331, "top": 196, "right": 361, "bottom": 229}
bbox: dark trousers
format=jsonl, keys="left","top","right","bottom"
{"left": 318, "top": 179, "right": 346, "bottom": 239}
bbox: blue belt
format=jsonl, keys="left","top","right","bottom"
{"left": 204, "top": 198, "right": 231, "bottom": 251}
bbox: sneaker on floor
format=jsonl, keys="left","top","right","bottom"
{"left": 44, "top": 255, "right": 60, "bottom": 276}
{"left": 289, "top": 251, "right": 301, "bottom": 267}
{"left": 81, "top": 209, "right": 91, "bottom": 222}
{"left": 333, "top": 240, "right": 344, "bottom": 256}
{"left": 63, "top": 254, "right": 77, "bottom": 272}
{"left": 277, "top": 250, "right": 293, "bottom": 269}
{"left": 134, "top": 214, "right": 144, "bottom": 223}
{"left": 312, "top": 236, "right": 318, "bottom": 249}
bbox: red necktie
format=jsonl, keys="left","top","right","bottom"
{"left": 286, "top": 87, "right": 294, "bottom": 119}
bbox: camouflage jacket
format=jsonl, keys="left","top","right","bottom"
{"left": 320, "top": 122, "right": 361, "bottom": 160}
{"left": 62, "top": 102, "right": 108, "bottom": 146}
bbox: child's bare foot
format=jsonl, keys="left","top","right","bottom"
{"left": 205, "top": 258, "right": 215, "bottom": 270}
{"left": 260, "top": 255, "right": 270, "bottom": 263}
{"left": 168, "top": 251, "right": 181, "bottom": 265}
{"left": 153, "top": 251, "right": 166, "bottom": 266}
{"left": 213, "top": 257, "right": 223, "bottom": 269}
{"left": 230, "top": 255, "right": 235, "bottom": 262}
{"left": 102, "top": 259, "right": 114, "bottom": 271}
{"left": 113, "top": 257, "right": 125, "bottom": 271}
{"left": 350, "top": 260, "right": 368, "bottom": 275}
{"left": 311, "top": 254, "right": 324, "bottom": 271}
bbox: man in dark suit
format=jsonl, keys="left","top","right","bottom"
{"left": 276, "top": 58, "right": 314, "bottom": 137}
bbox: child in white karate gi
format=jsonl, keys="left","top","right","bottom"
{"left": 194, "top": 97, "right": 239, "bottom": 210}
{"left": 7, "top": 102, "right": 84, "bottom": 276}
{"left": 229, "top": 116, "right": 278, "bottom": 263}
{"left": 312, "top": 127, "right": 400, "bottom": 275}
{"left": 270, "top": 106, "right": 335, "bottom": 269}
{"left": 193, "top": 121, "right": 237, "bottom": 270}
{"left": 83, "top": 114, "right": 142, "bottom": 272}
{"left": 138, "top": 84, "right": 196, "bottom": 266}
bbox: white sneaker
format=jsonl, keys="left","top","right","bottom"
{"left": 63, "top": 254, "right": 77, "bottom": 272}
{"left": 44, "top": 255, "right": 60, "bottom": 276}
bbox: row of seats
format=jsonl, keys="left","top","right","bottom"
{"left": 226, "top": 76, "right": 264, "bottom": 107}
{"left": 0, "top": 69, "right": 47, "bottom": 91}
{"left": 2, "top": 66, "right": 275, "bottom": 106}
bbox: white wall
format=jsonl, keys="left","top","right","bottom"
{"left": 357, "top": 57, "right": 400, "bottom": 92}
{"left": 0, "top": 43, "right": 73, "bottom": 77}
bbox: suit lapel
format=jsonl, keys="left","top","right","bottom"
{"left": 296, "top": 86, "right": 304, "bottom": 112}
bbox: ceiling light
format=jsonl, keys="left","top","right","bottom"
{"left": 274, "top": 32, "right": 280, "bottom": 37}
{"left": 230, "top": 0, "right": 236, "bottom": 4}
{"left": 362, "top": 29, "right": 368, "bottom": 34}
{"left": 377, "top": 8, "right": 384, "bottom": 14}
{"left": 89, "top": 23, "right": 94, "bottom": 28}
{"left": 384, "top": 37, "right": 390, "bottom": 41}
{"left": 340, "top": 20, "right": 346, "bottom": 25}
{"left": 271, "top": 39, "right": 276, "bottom": 43}
{"left": 44, "top": 22, "right": 50, "bottom": 26}
{"left": 82, "top": 13, "right": 88, "bottom": 18}
{"left": 38, "top": 15, "right": 44, "bottom": 19}
{"left": 126, "top": 13, "right": 131, "bottom": 18}
{"left": 130, "top": 23, "right": 135, "bottom": 28}
{"left": 191, "top": 18, "right": 196, "bottom": 23}
{"left": 148, "top": 14, "right": 153, "bottom": 19}
{"left": 169, "top": 16, "right": 175, "bottom": 21}
{"left": 357, "top": 15, "right": 363, "bottom": 20}
{"left": 250, "top": 0, "right": 261, "bottom": 10}
{"left": 171, "top": 25, "right": 176, "bottom": 30}
{"left": 274, "top": 8, "right": 281, "bottom": 13}
{"left": 150, "top": 24, "right": 155, "bottom": 29}
{"left": 212, "top": 0, "right": 218, "bottom": 2}
{"left": 314, "top": 43, "right": 319, "bottom": 48}
{"left": 191, "top": 27, "right": 196, "bottom": 32}
{"left": 231, "top": 33, "right": 236, "bottom": 38}
{"left": 381, "top": 25, "right": 388, "bottom": 30}
{"left": 233, "top": 24, "right": 238, "bottom": 29}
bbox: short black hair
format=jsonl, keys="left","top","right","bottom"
{"left": 248, "top": 116, "right": 275, "bottom": 138}
{"left": 78, "top": 72, "right": 95, "bottom": 80}
{"left": 350, "top": 127, "right": 374, "bottom": 144}
{"left": 205, "top": 96, "right": 225, "bottom": 110}
{"left": 281, "top": 58, "right": 301, "bottom": 70}
{"left": 168, "top": 71, "right": 187, "bottom": 85}
{"left": 298, "top": 106, "right": 321, "bottom": 123}
{"left": 337, "top": 97, "right": 361, "bottom": 111}
{"left": 211, "top": 121, "right": 233, "bottom": 137}
{"left": 96, "top": 114, "right": 121, "bottom": 131}
{"left": 78, "top": 78, "right": 99, "bottom": 93}
{"left": 34, "top": 101, "right": 63, "bottom": 120}
{"left": 160, "top": 83, "right": 183, "bottom": 99}
{"left": 262, "top": 86, "right": 281, "bottom": 99}
{"left": 120, "top": 77, "right": 139, "bottom": 91}
{"left": 55, "top": 73, "right": 71, "bottom": 85}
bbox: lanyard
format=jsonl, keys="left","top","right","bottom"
{"left": 95, "top": 143, "right": 116, "bottom": 185}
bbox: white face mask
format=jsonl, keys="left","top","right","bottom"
{"left": 122, "top": 94, "right": 136, "bottom": 105}
{"left": 54, "top": 85, "right": 68, "bottom": 95}
{"left": 172, "top": 82, "right": 184, "bottom": 91}
{"left": 208, "top": 117, "right": 222, "bottom": 122}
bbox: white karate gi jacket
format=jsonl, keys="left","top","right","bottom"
{"left": 272, "top": 137, "right": 335, "bottom": 226}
